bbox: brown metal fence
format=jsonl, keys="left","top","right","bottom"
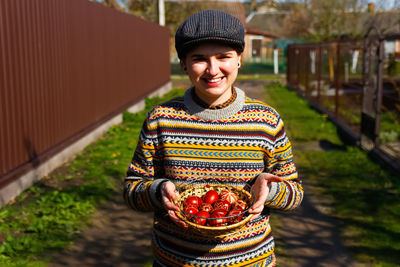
{"left": 287, "top": 41, "right": 364, "bottom": 134}
{"left": 287, "top": 35, "right": 400, "bottom": 173}
{"left": 0, "top": 0, "right": 170, "bottom": 188}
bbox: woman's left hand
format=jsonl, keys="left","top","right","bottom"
{"left": 248, "top": 173, "right": 284, "bottom": 220}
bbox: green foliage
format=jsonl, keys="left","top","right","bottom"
{"left": 265, "top": 82, "right": 342, "bottom": 143}
{"left": 0, "top": 88, "right": 185, "bottom": 266}
{"left": 239, "top": 61, "right": 287, "bottom": 75}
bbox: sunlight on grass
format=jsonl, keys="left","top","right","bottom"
{"left": 265, "top": 82, "right": 400, "bottom": 267}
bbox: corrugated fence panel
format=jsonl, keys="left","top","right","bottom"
{"left": 0, "top": 0, "right": 170, "bottom": 188}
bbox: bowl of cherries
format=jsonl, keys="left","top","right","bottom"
{"left": 174, "top": 183, "right": 253, "bottom": 236}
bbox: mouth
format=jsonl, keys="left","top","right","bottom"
{"left": 203, "top": 77, "right": 224, "bottom": 86}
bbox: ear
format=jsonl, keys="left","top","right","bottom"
{"left": 238, "top": 56, "right": 242, "bottom": 68}
{"left": 180, "top": 61, "right": 187, "bottom": 72}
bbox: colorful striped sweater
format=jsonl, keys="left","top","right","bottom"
{"left": 124, "top": 87, "right": 303, "bottom": 267}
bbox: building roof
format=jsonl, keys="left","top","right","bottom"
{"left": 246, "top": 11, "right": 289, "bottom": 38}
{"left": 246, "top": 8, "right": 400, "bottom": 40}
{"left": 246, "top": 28, "right": 276, "bottom": 38}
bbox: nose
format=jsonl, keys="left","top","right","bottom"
{"left": 206, "top": 57, "right": 219, "bottom": 76}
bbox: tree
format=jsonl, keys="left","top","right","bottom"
{"left": 92, "top": 0, "right": 124, "bottom": 11}
{"left": 125, "top": 0, "right": 158, "bottom": 23}
{"left": 282, "top": 2, "right": 312, "bottom": 39}
{"left": 282, "top": 0, "right": 371, "bottom": 42}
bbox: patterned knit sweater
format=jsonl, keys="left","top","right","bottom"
{"left": 124, "top": 87, "right": 303, "bottom": 267}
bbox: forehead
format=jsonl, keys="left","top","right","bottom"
{"left": 186, "top": 43, "right": 238, "bottom": 57}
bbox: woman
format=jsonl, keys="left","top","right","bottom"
{"left": 124, "top": 10, "right": 303, "bottom": 267}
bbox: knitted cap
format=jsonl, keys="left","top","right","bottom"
{"left": 175, "top": 10, "right": 245, "bottom": 59}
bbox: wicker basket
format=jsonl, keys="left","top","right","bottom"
{"left": 174, "top": 183, "right": 254, "bottom": 237}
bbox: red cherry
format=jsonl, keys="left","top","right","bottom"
{"left": 199, "top": 203, "right": 213, "bottom": 213}
{"left": 192, "top": 211, "right": 210, "bottom": 226}
{"left": 184, "top": 196, "right": 202, "bottom": 208}
{"left": 213, "top": 200, "right": 231, "bottom": 212}
{"left": 203, "top": 190, "right": 219, "bottom": 205}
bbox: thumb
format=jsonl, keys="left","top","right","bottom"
{"left": 264, "top": 175, "right": 284, "bottom": 183}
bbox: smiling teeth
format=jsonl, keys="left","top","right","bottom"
{"left": 208, "top": 78, "right": 222, "bottom": 82}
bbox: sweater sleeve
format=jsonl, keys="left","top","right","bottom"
{"left": 263, "top": 118, "right": 304, "bottom": 211}
{"left": 123, "top": 115, "right": 167, "bottom": 212}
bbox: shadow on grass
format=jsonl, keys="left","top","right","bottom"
{"left": 297, "top": 148, "right": 400, "bottom": 266}
{"left": 341, "top": 217, "right": 400, "bottom": 265}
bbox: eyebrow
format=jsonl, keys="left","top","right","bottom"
{"left": 190, "top": 51, "right": 234, "bottom": 58}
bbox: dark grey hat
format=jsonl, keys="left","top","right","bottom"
{"left": 175, "top": 10, "right": 245, "bottom": 59}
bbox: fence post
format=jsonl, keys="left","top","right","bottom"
{"left": 317, "top": 45, "right": 322, "bottom": 102}
{"left": 361, "top": 25, "right": 384, "bottom": 150}
{"left": 334, "top": 43, "right": 341, "bottom": 117}
{"left": 274, "top": 48, "right": 279, "bottom": 74}
{"left": 286, "top": 46, "right": 291, "bottom": 85}
{"left": 305, "top": 47, "right": 310, "bottom": 97}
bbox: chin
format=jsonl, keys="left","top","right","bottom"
{"left": 204, "top": 87, "right": 229, "bottom": 96}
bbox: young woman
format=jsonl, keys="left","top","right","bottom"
{"left": 124, "top": 10, "right": 303, "bottom": 267}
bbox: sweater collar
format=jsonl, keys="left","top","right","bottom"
{"left": 184, "top": 87, "right": 245, "bottom": 121}
{"left": 191, "top": 88, "right": 237, "bottom": 110}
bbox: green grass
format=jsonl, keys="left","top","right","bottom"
{"left": 380, "top": 110, "right": 400, "bottom": 143}
{"left": 265, "top": 82, "right": 342, "bottom": 144}
{"left": 0, "top": 88, "right": 185, "bottom": 266}
{"left": 265, "top": 82, "right": 400, "bottom": 267}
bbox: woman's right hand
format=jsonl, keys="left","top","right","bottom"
{"left": 161, "top": 181, "right": 188, "bottom": 229}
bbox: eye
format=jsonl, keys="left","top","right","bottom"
{"left": 191, "top": 56, "right": 206, "bottom": 62}
{"left": 218, "top": 54, "right": 233, "bottom": 60}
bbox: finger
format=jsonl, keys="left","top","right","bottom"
{"left": 250, "top": 214, "right": 260, "bottom": 221}
{"left": 249, "top": 203, "right": 264, "bottom": 214}
{"left": 266, "top": 176, "right": 284, "bottom": 183}
{"left": 163, "top": 197, "right": 180, "bottom": 212}
{"left": 168, "top": 210, "right": 188, "bottom": 229}
{"left": 250, "top": 198, "right": 265, "bottom": 212}
{"left": 250, "top": 187, "right": 269, "bottom": 211}
{"left": 165, "top": 188, "right": 179, "bottom": 199}
{"left": 259, "top": 173, "right": 284, "bottom": 183}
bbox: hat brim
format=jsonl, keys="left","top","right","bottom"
{"left": 178, "top": 37, "right": 244, "bottom": 59}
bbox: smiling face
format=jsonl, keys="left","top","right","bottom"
{"left": 183, "top": 43, "right": 241, "bottom": 107}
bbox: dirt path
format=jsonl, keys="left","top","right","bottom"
{"left": 48, "top": 80, "right": 361, "bottom": 267}
{"left": 48, "top": 190, "right": 154, "bottom": 267}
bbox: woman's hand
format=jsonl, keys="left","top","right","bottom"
{"left": 248, "top": 173, "right": 284, "bottom": 220}
{"left": 161, "top": 181, "right": 188, "bottom": 229}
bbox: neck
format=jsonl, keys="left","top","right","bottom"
{"left": 194, "top": 88, "right": 233, "bottom": 108}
